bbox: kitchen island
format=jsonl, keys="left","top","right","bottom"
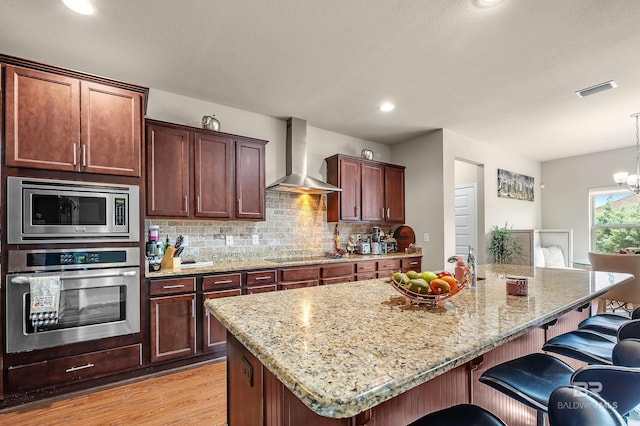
{"left": 205, "top": 265, "right": 633, "bottom": 425}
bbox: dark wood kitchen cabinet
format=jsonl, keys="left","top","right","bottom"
{"left": 149, "top": 277, "right": 197, "bottom": 363}
{"left": 325, "top": 154, "right": 405, "bottom": 223}
{"left": 202, "top": 273, "right": 242, "bottom": 354}
{"left": 278, "top": 266, "right": 320, "bottom": 290}
{"left": 145, "top": 119, "right": 267, "bottom": 220}
{"left": 4, "top": 64, "right": 143, "bottom": 177}
{"left": 146, "top": 124, "right": 190, "bottom": 217}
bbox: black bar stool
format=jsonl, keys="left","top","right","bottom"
{"left": 407, "top": 404, "right": 506, "bottom": 426}
{"left": 577, "top": 306, "right": 640, "bottom": 335}
{"left": 542, "top": 319, "right": 640, "bottom": 365}
{"left": 479, "top": 339, "right": 640, "bottom": 426}
{"left": 548, "top": 386, "right": 626, "bottom": 426}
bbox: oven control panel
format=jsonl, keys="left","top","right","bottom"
{"left": 7, "top": 247, "right": 139, "bottom": 273}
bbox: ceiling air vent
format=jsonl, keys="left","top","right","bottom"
{"left": 575, "top": 80, "right": 617, "bottom": 98}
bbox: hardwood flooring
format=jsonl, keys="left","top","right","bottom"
{"left": 0, "top": 361, "right": 227, "bottom": 426}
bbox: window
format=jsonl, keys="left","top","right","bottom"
{"left": 590, "top": 188, "right": 640, "bottom": 253}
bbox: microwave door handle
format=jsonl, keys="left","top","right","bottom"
{"left": 11, "top": 270, "right": 137, "bottom": 284}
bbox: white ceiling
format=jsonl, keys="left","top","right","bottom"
{"left": 2, "top": 0, "right": 640, "bottom": 162}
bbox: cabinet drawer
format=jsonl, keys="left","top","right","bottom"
{"left": 7, "top": 344, "right": 142, "bottom": 392}
{"left": 321, "top": 276, "right": 353, "bottom": 286}
{"left": 150, "top": 277, "right": 196, "bottom": 296}
{"left": 356, "top": 272, "right": 377, "bottom": 281}
{"left": 202, "top": 273, "right": 242, "bottom": 291}
{"left": 377, "top": 259, "right": 401, "bottom": 271}
{"left": 246, "top": 270, "right": 277, "bottom": 286}
{"left": 356, "top": 261, "right": 377, "bottom": 273}
{"left": 246, "top": 284, "right": 277, "bottom": 294}
{"left": 280, "top": 266, "right": 320, "bottom": 282}
{"left": 401, "top": 257, "right": 422, "bottom": 270}
{"left": 279, "top": 281, "right": 319, "bottom": 291}
{"left": 321, "top": 263, "right": 354, "bottom": 278}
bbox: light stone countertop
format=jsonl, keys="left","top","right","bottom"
{"left": 145, "top": 252, "right": 421, "bottom": 278}
{"left": 204, "top": 264, "right": 633, "bottom": 418}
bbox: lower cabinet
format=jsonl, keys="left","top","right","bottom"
{"left": 7, "top": 344, "right": 142, "bottom": 392}
{"left": 149, "top": 277, "right": 197, "bottom": 363}
{"left": 377, "top": 258, "right": 402, "bottom": 278}
{"left": 203, "top": 289, "right": 241, "bottom": 354}
{"left": 401, "top": 256, "right": 422, "bottom": 273}
{"left": 279, "top": 266, "right": 320, "bottom": 291}
{"left": 245, "top": 270, "right": 277, "bottom": 294}
{"left": 320, "top": 263, "right": 354, "bottom": 285}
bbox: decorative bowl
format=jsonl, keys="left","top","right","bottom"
{"left": 388, "top": 274, "right": 465, "bottom": 306}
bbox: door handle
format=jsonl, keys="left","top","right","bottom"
{"left": 66, "top": 363, "right": 95, "bottom": 373}
{"left": 11, "top": 270, "right": 137, "bottom": 284}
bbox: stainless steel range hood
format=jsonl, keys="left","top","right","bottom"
{"left": 266, "top": 117, "right": 341, "bottom": 195}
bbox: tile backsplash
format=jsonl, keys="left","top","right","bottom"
{"left": 145, "top": 192, "right": 392, "bottom": 262}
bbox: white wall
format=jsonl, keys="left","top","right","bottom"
{"left": 392, "top": 129, "right": 541, "bottom": 269}
{"left": 541, "top": 145, "right": 635, "bottom": 259}
{"left": 146, "top": 89, "right": 390, "bottom": 184}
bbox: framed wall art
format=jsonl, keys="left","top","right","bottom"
{"left": 497, "top": 168, "right": 534, "bottom": 201}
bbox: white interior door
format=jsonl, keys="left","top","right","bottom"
{"left": 455, "top": 184, "right": 477, "bottom": 257}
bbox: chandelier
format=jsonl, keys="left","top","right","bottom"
{"left": 613, "top": 113, "right": 640, "bottom": 194}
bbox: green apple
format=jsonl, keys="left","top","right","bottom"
{"left": 421, "top": 271, "right": 438, "bottom": 283}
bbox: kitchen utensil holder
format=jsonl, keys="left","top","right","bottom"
{"left": 161, "top": 247, "right": 181, "bottom": 270}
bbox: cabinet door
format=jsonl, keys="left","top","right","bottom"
{"left": 5, "top": 65, "right": 79, "bottom": 171}
{"left": 150, "top": 294, "right": 196, "bottom": 363}
{"left": 146, "top": 124, "right": 190, "bottom": 217}
{"left": 203, "top": 289, "right": 241, "bottom": 353}
{"left": 384, "top": 166, "right": 405, "bottom": 223}
{"left": 339, "top": 158, "right": 361, "bottom": 220}
{"left": 194, "top": 132, "right": 234, "bottom": 218}
{"left": 361, "top": 163, "right": 384, "bottom": 221}
{"left": 80, "top": 81, "right": 141, "bottom": 176}
{"left": 235, "top": 140, "right": 265, "bottom": 220}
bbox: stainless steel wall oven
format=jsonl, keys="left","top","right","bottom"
{"left": 6, "top": 247, "right": 140, "bottom": 353}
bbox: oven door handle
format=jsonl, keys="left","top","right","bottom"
{"left": 11, "top": 270, "right": 137, "bottom": 284}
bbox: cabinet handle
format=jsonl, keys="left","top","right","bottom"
{"left": 409, "top": 262, "right": 418, "bottom": 265}
{"left": 387, "top": 208, "right": 391, "bottom": 218}
{"left": 191, "top": 298, "right": 196, "bottom": 318}
{"left": 255, "top": 276, "right": 271, "bottom": 281}
{"left": 82, "top": 144, "right": 87, "bottom": 167}
{"left": 72, "top": 144, "right": 77, "bottom": 166}
{"left": 214, "top": 279, "right": 233, "bottom": 284}
{"left": 163, "top": 284, "right": 185, "bottom": 289}
{"left": 184, "top": 196, "right": 188, "bottom": 212}
{"left": 238, "top": 198, "right": 242, "bottom": 212}
{"left": 197, "top": 196, "right": 201, "bottom": 211}
{"left": 66, "top": 363, "right": 95, "bottom": 373}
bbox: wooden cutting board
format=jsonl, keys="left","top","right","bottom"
{"left": 393, "top": 225, "right": 416, "bottom": 253}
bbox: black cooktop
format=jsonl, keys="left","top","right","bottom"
{"left": 265, "top": 255, "right": 332, "bottom": 263}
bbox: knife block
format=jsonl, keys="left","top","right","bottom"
{"left": 161, "top": 247, "right": 181, "bottom": 270}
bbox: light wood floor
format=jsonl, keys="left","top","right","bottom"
{"left": 0, "top": 361, "right": 227, "bottom": 426}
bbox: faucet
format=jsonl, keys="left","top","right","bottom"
{"left": 467, "top": 245, "right": 477, "bottom": 286}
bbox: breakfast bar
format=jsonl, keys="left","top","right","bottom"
{"left": 205, "top": 265, "right": 633, "bottom": 425}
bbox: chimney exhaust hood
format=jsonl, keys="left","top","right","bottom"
{"left": 266, "top": 117, "right": 341, "bottom": 195}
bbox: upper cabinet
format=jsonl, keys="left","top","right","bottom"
{"left": 4, "top": 64, "right": 144, "bottom": 177}
{"left": 145, "top": 120, "right": 267, "bottom": 220}
{"left": 325, "top": 154, "right": 405, "bottom": 223}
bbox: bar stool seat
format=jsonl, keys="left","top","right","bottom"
{"left": 542, "top": 319, "right": 640, "bottom": 365}
{"left": 478, "top": 353, "right": 573, "bottom": 412}
{"left": 407, "top": 404, "right": 506, "bottom": 426}
{"left": 548, "top": 386, "right": 626, "bottom": 426}
{"left": 480, "top": 339, "right": 640, "bottom": 426}
{"left": 578, "top": 306, "right": 640, "bottom": 335}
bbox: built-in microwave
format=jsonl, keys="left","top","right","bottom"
{"left": 7, "top": 177, "right": 140, "bottom": 244}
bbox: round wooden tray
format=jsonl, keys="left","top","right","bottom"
{"left": 387, "top": 275, "right": 466, "bottom": 307}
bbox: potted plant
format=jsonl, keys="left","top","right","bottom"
{"left": 488, "top": 223, "right": 523, "bottom": 264}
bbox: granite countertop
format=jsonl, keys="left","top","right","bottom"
{"left": 146, "top": 252, "right": 421, "bottom": 278}
{"left": 204, "top": 264, "right": 632, "bottom": 418}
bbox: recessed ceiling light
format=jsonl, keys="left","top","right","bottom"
{"left": 477, "top": 0, "right": 505, "bottom": 6}
{"left": 575, "top": 80, "right": 617, "bottom": 98}
{"left": 379, "top": 102, "right": 395, "bottom": 112}
{"left": 61, "top": 0, "right": 96, "bottom": 15}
